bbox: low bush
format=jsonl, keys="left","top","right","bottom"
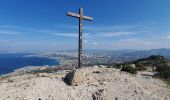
{"left": 135, "top": 63, "right": 147, "bottom": 71}
{"left": 121, "top": 64, "right": 137, "bottom": 74}
{"left": 156, "top": 64, "right": 170, "bottom": 79}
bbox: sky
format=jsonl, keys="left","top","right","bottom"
{"left": 0, "top": 0, "right": 170, "bottom": 51}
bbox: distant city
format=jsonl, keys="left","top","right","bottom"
{"left": 32, "top": 48, "right": 170, "bottom": 69}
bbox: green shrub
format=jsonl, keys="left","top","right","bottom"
{"left": 121, "top": 65, "right": 137, "bottom": 74}
{"left": 156, "top": 64, "right": 170, "bottom": 79}
{"left": 134, "top": 55, "right": 167, "bottom": 68}
{"left": 135, "top": 63, "right": 147, "bottom": 71}
{"left": 114, "top": 64, "right": 123, "bottom": 69}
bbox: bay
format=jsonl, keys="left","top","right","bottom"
{"left": 0, "top": 53, "right": 59, "bottom": 75}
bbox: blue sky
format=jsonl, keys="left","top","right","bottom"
{"left": 0, "top": 0, "right": 170, "bottom": 51}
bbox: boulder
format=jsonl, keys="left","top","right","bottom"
{"left": 38, "top": 73, "right": 49, "bottom": 77}
{"left": 64, "top": 68, "right": 98, "bottom": 86}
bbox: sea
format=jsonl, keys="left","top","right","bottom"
{"left": 0, "top": 53, "right": 59, "bottom": 75}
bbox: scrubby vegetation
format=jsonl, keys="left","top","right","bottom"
{"left": 156, "top": 64, "right": 170, "bottom": 79}
{"left": 133, "top": 55, "right": 170, "bottom": 80}
{"left": 121, "top": 64, "right": 137, "bottom": 74}
{"left": 114, "top": 55, "right": 170, "bottom": 83}
{"left": 135, "top": 63, "right": 147, "bottom": 71}
{"left": 29, "top": 67, "right": 60, "bottom": 74}
{"left": 133, "top": 55, "right": 167, "bottom": 69}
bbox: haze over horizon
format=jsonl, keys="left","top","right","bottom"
{"left": 0, "top": 0, "right": 170, "bottom": 51}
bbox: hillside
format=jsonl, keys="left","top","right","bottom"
{"left": 113, "top": 55, "right": 170, "bottom": 85}
{"left": 0, "top": 67, "right": 170, "bottom": 100}
{"left": 121, "top": 48, "right": 170, "bottom": 60}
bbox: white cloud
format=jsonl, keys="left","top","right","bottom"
{"left": 84, "top": 40, "right": 88, "bottom": 43}
{"left": 63, "top": 24, "right": 144, "bottom": 38}
{"left": 0, "top": 40, "right": 16, "bottom": 47}
{"left": 83, "top": 33, "right": 91, "bottom": 38}
{"left": 33, "top": 29, "right": 52, "bottom": 33}
{"left": 49, "top": 43, "right": 58, "bottom": 46}
{"left": 54, "top": 33, "right": 78, "bottom": 37}
{"left": 97, "top": 32, "right": 137, "bottom": 37}
{"left": 0, "top": 30, "right": 19, "bottom": 35}
{"left": 120, "top": 39, "right": 152, "bottom": 46}
{"left": 1, "top": 24, "right": 168, "bottom": 50}
{"left": 53, "top": 32, "right": 91, "bottom": 38}
{"left": 84, "top": 24, "right": 141, "bottom": 32}
{"left": 92, "top": 42, "right": 99, "bottom": 46}
{"left": 0, "top": 25, "right": 22, "bottom": 29}
{"left": 83, "top": 40, "right": 99, "bottom": 47}
{"left": 162, "top": 34, "right": 170, "bottom": 39}
{"left": 167, "top": 35, "right": 170, "bottom": 39}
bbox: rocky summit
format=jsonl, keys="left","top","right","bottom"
{"left": 0, "top": 67, "right": 170, "bottom": 100}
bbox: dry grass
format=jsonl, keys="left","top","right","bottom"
{"left": 0, "top": 76, "right": 8, "bottom": 81}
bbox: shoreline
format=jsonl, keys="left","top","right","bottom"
{"left": 0, "top": 53, "right": 61, "bottom": 76}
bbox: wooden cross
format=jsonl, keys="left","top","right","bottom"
{"left": 67, "top": 8, "right": 93, "bottom": 68}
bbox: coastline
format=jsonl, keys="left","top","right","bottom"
{"left": 0, "top": 53, "right": 60, "bottom": 76}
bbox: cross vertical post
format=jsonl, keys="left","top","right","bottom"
{"left": 79, "top": 8, "right": 83, "bottom": 68}
{"left": 67, "top": 8, "right": 93, "bottom": 68}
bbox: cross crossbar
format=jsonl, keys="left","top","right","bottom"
{"left": 67, "top": 12, "right": 93, "bottom": 21}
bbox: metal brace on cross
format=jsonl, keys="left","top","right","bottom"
{"left": 67, "top": 8, "right": 93, "bottom": 68}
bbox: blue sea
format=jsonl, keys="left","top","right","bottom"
{"left": 0, "top": 53, "right": 59, "bottom": 75}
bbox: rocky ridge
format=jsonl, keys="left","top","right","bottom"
{"left": 0, "top": 67, "right": 170, "bottom": 100}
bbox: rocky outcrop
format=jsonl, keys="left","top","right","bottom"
{"left": 65, "top": 68, "right": 98, "bottom": 86}
{"left": 65, "top": 67, "right": 116, "bottom": 86}
{"left": 0, "top": 68, "right": 170, "bottom": 100}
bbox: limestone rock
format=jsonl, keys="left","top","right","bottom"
{"left": 65, "top": 68, "right": 98, "bottom": 86}
{"left": 38, "top": 73, "right": 49, "bottom": 77}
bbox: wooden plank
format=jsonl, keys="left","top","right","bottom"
{"left": 67, "top": 12, "right": 80, "bottom": 18}
{"left": 67, "top": 12, "right": 93, "bottom": 21}
{"left": 83, "top": 15, "right": 93, "bottom": 21}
